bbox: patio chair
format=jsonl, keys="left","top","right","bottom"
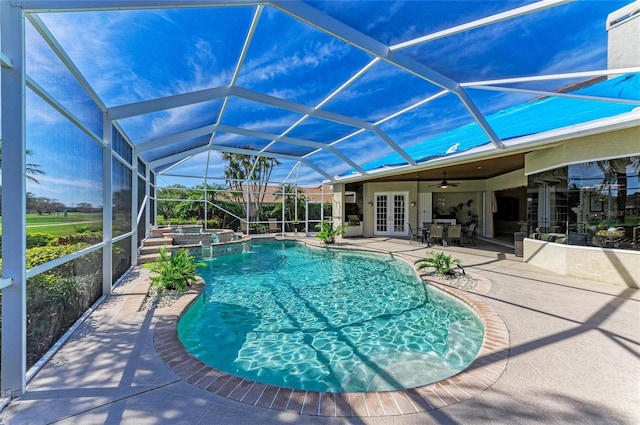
{"left": 463, "top": 223, "right": 477, "bottom": 245}
{"left": 448, "top": 224, "right": 462, "bottom": 246}
{"left": 429, "top": 224, "right": 444, "bottom": 245}
{"left": 407, "top": 222, "right": 423, "bottom": 244}
{"left": 347, "top": 215, "right": 360, "bottom": 225}
{"left": 422, "top": 222, "right": 432, "bottom": 247}
{"left": 268, "top": 218, "right": 280, "bottom": 233}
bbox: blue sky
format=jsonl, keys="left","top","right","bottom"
{"left": 15, "top": 0, "right": 636, "bottom": 206}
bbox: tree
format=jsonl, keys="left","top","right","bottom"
{"left": 0, "top": 140, "right": 46, "bottom": 184}
{"left": 592, "top": 156, "right": 640, "bottom": 225}
{"left": 156, "top": 185, "right": 188, "bottom": 220}
{"left": 221, "top": 151, "right": 280, "bottom": 220}
{"left": 271, "top": 184, "right": 306, "bottom": 225}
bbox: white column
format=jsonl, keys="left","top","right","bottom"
{"left": 131, "top": 153, "right": 138, "bottom": 266}
{"left": 145, "top": 166, "right": 150, "bottom": 237}
{"left": 152, "top": 172, "right": 157, "bottom": 227}
{"left": 1, "top": 1, "right": 27, "bottom": 398}
{"left": 102, "top": 119, "right": 113, "bottom": 294}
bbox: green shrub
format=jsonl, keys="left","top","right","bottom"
{"left": 57, "top": 232, "right": 103, "bottom": 246}
{"left": 415, "top": 251, "right": 461, "bottom": 276}
{"left": 73, "top": 224, "right": 102, "bottom": 234}
{"left": 26, "top": 272, "right": 101, "bottom": 367}
{"left": 145, "top": 247, "right": 205, "bottom": 292}
{"left": 25, "top": 243, "right": 91, "bottom": 269}
{"left": 204, "top": 219, "right": 219, "bottom": 229}
{"left": 314, "top": 220, "right": 346, "bottom": 244}
{"left": 26, "top": 232, "right": 56, "bottom": 249}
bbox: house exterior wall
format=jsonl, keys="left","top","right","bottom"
{"left": 525, "top": 238, "right": 639, "bottom": 287}
{"left": 525, "top": 126, "right": 640, "bottom": 175}
{"left": 332, "top": 183, "right": 345, "bottom": 230}
{"left": 607, "top": 1, "right": 640, "bottom": 70}
{"left": 362, "top": 181, "right": 419, "bottom": 237}
{"left": 523, "top": 126, "right": 640, "bottom": 287}
{"left": 354, "top": 169, "right": 528, "bottom": 238}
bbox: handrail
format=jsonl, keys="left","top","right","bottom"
{"left": 0, "top": 277, "right": 13, "bottom": 289}
{"left": 136, "top": 195, "right": 149, "bottom": 225}
{"left": 203, "top": 199, "right": 245, "bottom": 223}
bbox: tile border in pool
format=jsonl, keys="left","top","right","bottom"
{"left": 153, "top": 243, "right": 510, "bottom": 418}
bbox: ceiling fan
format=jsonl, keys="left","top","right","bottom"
{"left": 430, "top": 172, "right": 460, "bottom": 189}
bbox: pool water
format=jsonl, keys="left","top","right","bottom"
{"left": 178, "top": 240, "right": 484, "bottom": 393}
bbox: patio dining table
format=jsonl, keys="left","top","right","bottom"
{"left": 422, "top": 223, "right": 468, "bottom": 246}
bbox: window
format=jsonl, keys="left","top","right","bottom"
{"left": 528, "top": 156, "right": 640, "bottom": 250}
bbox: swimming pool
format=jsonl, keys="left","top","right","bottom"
{"left": 178, "top": 240, "right": 484, "bottom": 393}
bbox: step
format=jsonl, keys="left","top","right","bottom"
{"left": 138, "top": 253, "right": 161, "bottom": 265}
{"left": 143, "top": 237, "right": 173, "bottom": 247}
{"left": 140, "top": 245, "right": 166, "bottom": 255}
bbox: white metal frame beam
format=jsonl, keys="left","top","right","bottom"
{"left": 108, "top": 86, "right": 231, "bottom": 120}
{"left": 271, "top": 0, "right": 504, "bottom": 150}
{"left": 468, "top": 85, "right": 640, "bottom": 106}
{"left": 16, "top": 0, "right": 263, "bottom": 13}
{"left": 26, "top": 13, "right": 107, "bottom": 112}
{"left": 102, "top": 118, "right": 113, "bottom": 296}
{"left": 391, "top": 0, "right": 573, "bottom": 50}
{"left": 111, "top": 82, "right": 415, "bottom": 170}
{"left": 150, "top": 144, "right": 334, "bottom": 181}
{"left": 0, "top": 52, "right": 11, "bottom": 68}
{"left": 26, "top": 76, "right": 104, "bottom": 146}
{"left": 461, "top": 67, "right": 640, "bottom": 87}
{"left": 1, "top": 0, "right": 28, "bottom": 399}
{"left": 137, "top": 124, "right": 217, "bottom": 153}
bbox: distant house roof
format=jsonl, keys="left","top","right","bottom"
{"left": 252, "top": 184, "right": 333, "bottom": 204}
{"left": 352, "top": 73, "right": 640, "bottom": 174}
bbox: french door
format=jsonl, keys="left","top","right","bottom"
{"left": 374, "top": 192, "right": 408, "bottom": 236}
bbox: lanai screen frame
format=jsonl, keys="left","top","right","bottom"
{"left": 2, "top": 0, "right": 640, "bottom": 401}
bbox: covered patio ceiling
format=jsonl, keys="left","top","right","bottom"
{"left": 16, "top": 0, "right": 640, "bottom": 186}
{"left": 364, "top": 152, "right": 526, "bottom": 183}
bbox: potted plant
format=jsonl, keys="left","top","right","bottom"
{"left": 314, "top": 220, "right": 346, "bottom": 244}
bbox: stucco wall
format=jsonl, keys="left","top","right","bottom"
{"left": 607, "top": 1, "right": 640, "bottom": 70}
{"left": 358, "top": 169, "right": 528, "bottom": 238}
{"left": 332, "top": 183, "right": 344, "bottom": 229}
{"left": 524, "top": 238, "right": 639, "bottom": 288}
{"left": 525, "top": 126, "right": 640, "bottom": 175}
{"left": 362, "top": 181, "right": 418, "bottom": 236}
{"left": 523, "top": 127, "right": 640, "bottom": 287}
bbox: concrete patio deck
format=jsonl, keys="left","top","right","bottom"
{"left": 1, "top": 237, "right": 638, "bottom": 424}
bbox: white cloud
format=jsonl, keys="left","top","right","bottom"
{"left": 239, "top": 38, "right": 350, "bottom": 86}
{"left": 27, "top": 174, "right": 103, "bottom": 206}
{"left": 365, "top": 1, "right": 404, "bottom": 32}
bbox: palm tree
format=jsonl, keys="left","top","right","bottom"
{"left": 272, "top": 184, "right": 306, "bottom": 227}
{"left": 0, "top": 140, "right": 45, "bottom": 184}
{"left": 593, "top": 157, "right": 639, "bottom": 225}
{"left": 221, "top": 150, "right": 280, "bottom": 220}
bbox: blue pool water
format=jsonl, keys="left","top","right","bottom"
{"left": 178, "top": 240, "right": 484, "bottom": 392}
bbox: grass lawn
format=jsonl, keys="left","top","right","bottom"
{"left": 0, "top": 213, "right": 103, "bottom": 238}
